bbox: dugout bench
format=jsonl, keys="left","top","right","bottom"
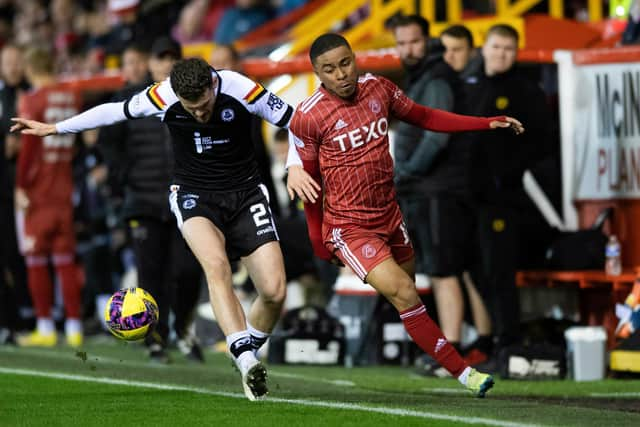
{"left": 517, "top": 200, "right": 640, "bottom": 349}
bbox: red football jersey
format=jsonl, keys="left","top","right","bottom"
{"left": 289, "top": 74, "right": 413, "bottom": 227}
{"left": 16, "top": 84, "right": 82, "bottom": 206}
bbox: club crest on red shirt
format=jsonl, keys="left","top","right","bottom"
{"left": 369, "top": 99, "right": 381, "bottom": 114}
{"left": 362, "top": 244, "right": 377, "bottom": 259}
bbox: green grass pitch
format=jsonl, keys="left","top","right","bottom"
{"left": 1, "top": 337, "right": 639, "bottom": 426}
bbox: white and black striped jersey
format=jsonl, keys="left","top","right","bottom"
{"left": 122, "top": 69, "right": 293, "bottom": 192}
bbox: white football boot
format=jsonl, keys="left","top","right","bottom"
{"left": 235, "top": 352, "right": 268, "bottom": 401}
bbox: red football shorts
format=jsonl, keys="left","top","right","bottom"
{"left": 323, "top": 207, "right": 414, "bottom": 282}
{"left": 18, "top": 204, "right": 76, "bottom": 255}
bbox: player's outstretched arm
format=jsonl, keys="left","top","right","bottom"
{"left": 489, "top": 116, "right": 524, "bottom": 134}
{"left": 10, "top": 118, "right": 56, "bottom": 137}
{"left": 13, "top": 101, "right": 132, "bottom": 136}
{"left": 401, "top": 103, "right": 525, "bottom": 135}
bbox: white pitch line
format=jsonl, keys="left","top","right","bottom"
{"left": 0, "top": 367, "right": 539, "bottom": 427}
{"left": 0, "top": 347, "right": 352, "bottom": 386}
{"left": 270, "top": 370, "right": 355, "bottom": 387}
{"left": 590, "top": 392, "right": 640, "bottom": 398}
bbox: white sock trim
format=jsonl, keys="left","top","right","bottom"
{"left": 65, "top": 318, "right": 83, "bottom": 335}
{"left": 37, "top": 318, "right": 55, "bottom": 335}
{"left": 247, "top": 322, "right": 269, "bottom": 339}
{"left": 226, "top": 330, "right": 250, "bottom": 347}
{"left": 457, "top": 366, "right": 472, "bottom": 386}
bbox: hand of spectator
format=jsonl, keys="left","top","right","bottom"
{"left": 15, "top": 188, "right": 29, "bottom": 211}
{"left": 10, "top": 118, "right": 57, "bottom": 136}
{"left": 287, "top": 165, "right": 321, "bottom": 203}
{"left": 490, "top": 116, "right": 524, "bottom": 135}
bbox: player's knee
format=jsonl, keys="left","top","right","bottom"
{"left": 259, "top": 276, "right": 286, "bottom": 307}
{"left": 201, "top": 257, "right": 232, "bottom": 284}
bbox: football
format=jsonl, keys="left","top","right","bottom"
{"left": 104, "top": 287, "right": 159, "bottom": 341}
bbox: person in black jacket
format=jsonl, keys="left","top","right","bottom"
{"left": 0, "top": 43, "right": 30, "bottom": 344}
{"left": 461, "top": 24, "right": 553, "bottom": 364}
{"left": 97, "top": 38, "right": 205, "bottom": 363}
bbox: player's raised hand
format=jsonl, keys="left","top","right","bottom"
{"left": 287, "top": 165, "right": 321, "bottom": 203}
{"left": 11, "top": 118, "right": 57, "bottom": 136}
{"left": 489, "top": 116, "right": 524, "bottom": 135}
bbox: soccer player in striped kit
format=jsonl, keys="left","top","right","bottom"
{"left": 287, "top": 33, "right": 524, "bottom": 397}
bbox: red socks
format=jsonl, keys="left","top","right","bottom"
{"left": 56, "top": 263, "right": 82, "bottom": 319}
{"left": 26, "top": 255, "right": 82, "bottom": 319}
{"left": 400, "top": 303, "right": 467, "bottom": 377}
{"left": 27, "top": 264, "right": 54, "bottom": 318}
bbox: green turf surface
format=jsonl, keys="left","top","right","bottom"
{"left": 1, "top": 337, "right": 639, "bottom": 426}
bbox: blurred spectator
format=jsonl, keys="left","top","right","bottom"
{"left": 439, "top": 24, "right": 493, "bottom": 362}
{"left": 213, "top": 0, "right": 275, "bottom": 45}
{"left": 95, "top": 0, "right": 184, "bottom": 56}
{"left": 461, "top": 25, "right": 552, "bottom": 367}
{"left": 274, "top": 0, "right": 308, "bottom": 16}
{"left": 149, "top": 36, "right": 181, "bottom": 82}
{"left": 172, "top": 0, "right": 213, "bottom": 44}
{"left": 210, "top": 43, "right": 241, "bottom": 71}
{"left": 97, "top": 38, "right": 205, "bottom": 363}
{"left": 0, "top": 2, "right": 15, "bottom": 47}
{"left": 121, "top": 43, "right": 150, "bottom": 84}
{"left": 15, "top": 47, "right": 84, "bottom": 348}
{"left": 441, "top": 25, "right": 477, "bottom": 75}
{"left": 13, "top": 1, "right": 50, "bottom": 47}
{"left": 0, "top": 43, "right": 30, "bottom": 343}
{"left": 73, "top": 127, "right": 116, "bottom": 334}
{"left": 622, "top": 0, "right": 640, "bottom": 44}
{"left": 200, "top": 0, "right": 234, "bottom": 38}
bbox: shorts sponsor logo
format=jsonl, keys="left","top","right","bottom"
{"left": 183, "top": 199, "right": 197, "bottom": 209}
{"left": 221, "top": 108, "right": 235, "bottom": 122}
{"left": 362, "top": 244, "right": 376, "bottom": 259}
{"left": 256, "top": 226, "right": 274, "bottom": 236}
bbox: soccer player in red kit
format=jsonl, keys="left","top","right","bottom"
{"left": 14, "top": 47, "right": 83, "bottom": 348}
{"left": 287, "top": 34, "right": 524, "bottom": 397}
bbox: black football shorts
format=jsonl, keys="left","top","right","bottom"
{"left": 169, "top": 183, "right": 279, "bottom": 261}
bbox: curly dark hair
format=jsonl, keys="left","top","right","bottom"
{"left": 170, "top": 58, "right": 213, "bottom": 101}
